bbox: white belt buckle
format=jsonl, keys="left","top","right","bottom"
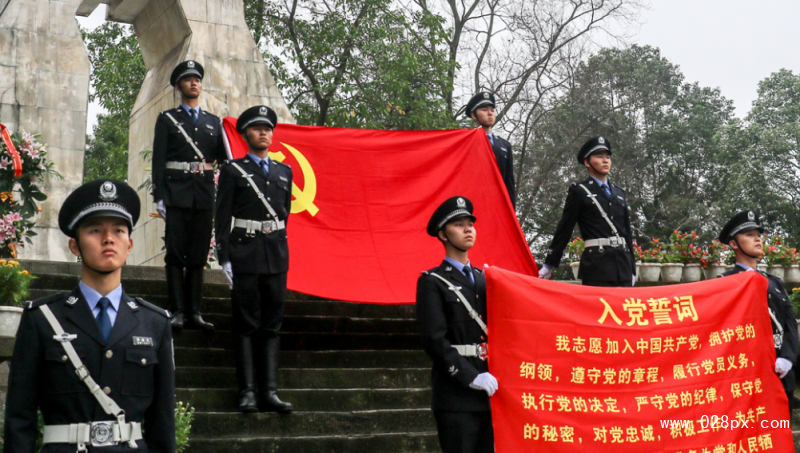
{"left": 189, "top": 162, "right": 202, "bottom": 173}
{"left": 261, "top": 221, "right": 275, "bottom": 234}
{"left": 609, "top": 236, "right": 619, "bottom": 247}
{"left": 477, "top": 343, "right": 488, "bottom": 361}
{"left": 90, "top": 422, "right": 116, "bottom": 447}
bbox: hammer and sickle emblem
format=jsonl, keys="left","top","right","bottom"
{"left": 268, "top": 143, "right": 319, "bottom": 216}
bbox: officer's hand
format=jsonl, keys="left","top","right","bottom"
{"left": 538, "top": 265, "right": 553, "bottom": 280}
{"left": 631, "top": 274, "right": 637, "bottom": 287}
{"left": 156, "top": 200, "right": 167, "bottom": 220}
{"left": 775, "top": 358, "right": 793, "bottom": 378}
{"left": 469, "top": 372, "right": 499, "bottom": 397}
{"left": 222, "top": 262, "right": 234, "bottom": 289}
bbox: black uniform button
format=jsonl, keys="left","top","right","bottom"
{"left": 62, "top": 355, "right": 68, "bottom": 362}
{"left": 267, "top": 197, "right": 271, "bottom": 201}
{"left": 103, "top": 387, "right": 111, "bottom": 395}
{"left": 266, "top": 182, "right": 270, "bottom": 185}
{"left": 106, "top": 350, "right": 113, "bottom": 359}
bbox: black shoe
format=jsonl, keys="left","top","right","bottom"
{"left": 236, "top": 336, "right": 258, "bottom": 413}
{"left": 166, "top": 266, "right": 185, "bottom": 331}
{"left": 258, "top": 391, "right": 293, "bottom": 414}
{"left": 184, "top": 267, "right": 214, "bottom": 331}
{"left": 239, "top": 390, "right": 258, "bottom": 413}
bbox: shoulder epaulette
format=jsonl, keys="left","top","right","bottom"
{"left": 276, "top": 161, "right": 291, "bottom": 169}
{"left": 26, "top": 293, "right": 68, "bottom": 310}
{"left": 135, "top": 297, "right": 171, "bottom": 318}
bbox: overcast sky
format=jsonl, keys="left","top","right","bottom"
{"left": 77, "top": 1, "right": 800, "bottom": 133}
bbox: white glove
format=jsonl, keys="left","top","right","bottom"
{"left": 538, "top": 264, "right": 553, "bottom": 280}
{"left": 775, "top": 358, "right": 793, "bottom": 378}
{"left": 156, "top": 200, "right": 167, "bottom": 220}
{"left": 469, "top": 372, "right": 498, "bottom": 397}
{"left": 632, "top": 275, "right": 637, "bottom": 287}
{"left": 222, "top": 262, "right": 234, "bottom": 289}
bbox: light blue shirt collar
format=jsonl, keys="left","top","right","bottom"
{"left": 248, "top": 153, "right": 270, "bottom": 173}
{"left": 79, "top": 281, "right": 122, "bottom": 327}
{"left": 487, "top": 132, "right": 495, "bottom": 145}
{"left": 735, "top": 262, "right": 758, "bottom": 272}
{"left": 181, "top": 104, "right": 201, "bottom": 116}
{"left": 444, "top": 257, "right": 474, "bottom": 283}
{"left": 591, "top": 176, "right": 609, "bottom": 188}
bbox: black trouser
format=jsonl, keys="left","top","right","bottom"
{"left": 165, "top": 206, "right": 213, "bottom": 268}
{"left": 583, "top": 280, "right": 633, "bottom": 287}
{"left": 433, "top": 411, "right": 493, "bottom": 453}
{"left": 232, "top": 273, "right": 287, "bottom": 336}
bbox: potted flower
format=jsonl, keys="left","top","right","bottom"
{"left": 763, "top": 235, "right": 791, "bottom": 280}
{"left": 637, "top": 239, "right": 662, "bottom": 283}
{"left": 673, "top": 230, "right": 703, "bottom": 282}
{"left": 702, "top": 239, "right": 728, "bottom": 279}
{"left": 784, "top": 246, "right": 800, "bottom": 283}
{"left": 0, "top": 259, "right": 35, "bottom": 362}
{"left": 566, "top": 237, "right": 584, "bottom": 280}
{"left": 660, "top": 231, "right": 685, "bottom": 283}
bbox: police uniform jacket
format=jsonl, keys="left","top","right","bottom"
{"left": 416, "top": 261, "right": 490, "bottom": 412}
{"left": 215, "top": 156, "right": 293, "bottom": 275}
{"left": 152, "top": 106, "right": 227, "bottom": 210}
{"left": 722, "top": 265, "right": 798, "bottom": 392}
{"left": 4, "top": 289, "right": 175, "bottom": 453}
{"left": 544, "top": 177, "right": 635, "bottom": 283}
{"left": 491, "top": 136, "right": 516, "bottom": 208}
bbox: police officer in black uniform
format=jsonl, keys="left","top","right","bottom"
{"left": 465, "top": 92, "right": 516, "bottom": 208}
{"left": 215, "top": 106, "right": 294, "bottom": 414}
{"left": 152, "top": 60, "right": 227, "bottom": 331}
{"left": 539, "top": 136, "right": 635, "bottom": 286}
{"left": 4, "top": 180, "right": 175, "bottom": 453}
{"left": 718, "top": 210, "right": 798, "bottom": 417}
{"left": 417, "top": 196, "right": 496, "bottom": 453}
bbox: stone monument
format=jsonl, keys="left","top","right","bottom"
{"left": 0, "top": 0, "right": 292, "bottom": 265}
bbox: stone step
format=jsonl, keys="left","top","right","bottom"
{"left": 185, "top": 432, "right": 439, "bottom": 453}
{"left": 177, "top": 388, "right": 430, "bottom": 413}
{"left": 176, "top": 367, "right": 430, "bottom": 389}
{"left": 189, "top": 409, "right": 435, "bottom": 438}
{"left": 174, "top": 331, "right": 421, "bottom": 351}
{"left": 176, "top": 348, "right": 430, "bottom": 368}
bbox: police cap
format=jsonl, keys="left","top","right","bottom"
{"left": 236, "top": 105, "right": 278, "bottom": 134}
{"left": 58, "top": 180, "right": 141, "bottom": 238}
{"left": 577, "top": 136, "right": 612, "bottom": 164}
{"left": 464, "top": 92, "right": 496, "bottom": 118}
{"left": 427, "top": 196, "right": 476, "bottom": 237}
{"left": 170, "top": 60, "right": 204, "bottom": 86}
{"left": 718, "top": 210, "right": 765, "bottom": 244}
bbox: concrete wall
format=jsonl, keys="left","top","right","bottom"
{"left": 0, "top": 0, "right": 91, "bottom": 262}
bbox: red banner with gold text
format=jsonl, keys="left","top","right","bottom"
{"left": 222, "top": 119, "right": 537, "bottom": 303}
{"left": 487, "top": 267, "right": 793, "bottom": 452}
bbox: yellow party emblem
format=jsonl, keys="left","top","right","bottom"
{"left": 269, "top": 143, "right": 319, "bottom": 216}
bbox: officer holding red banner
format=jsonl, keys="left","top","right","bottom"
{"left": 215, "top": 105, "right": 294, "bottom": 414}
{"left": 417, "top": 196, "right": 495, "bottom": 453}
{"left": 539, "top": 136, "right": 635, "bottom": 286}
{"left": 719, "top": 210, "right": 798, "bottom": 417}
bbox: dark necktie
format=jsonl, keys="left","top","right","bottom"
{"left": 96, "top": 297, "right": 112, "bottom": 342}
{"left": 260, "top": 160, "right": 269, "bottom": 177}
{"left": 463, "top": 265, "right": 474, "bottom": 286}
{"left": 191, "top": 109, "right": 198, "bottom": 124}
{"left": 601, "top": 184, "right": 611, "bottom": 199}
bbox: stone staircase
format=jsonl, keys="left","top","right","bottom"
{"left": 20, "top": 261, "right": 440, "bottom": 453}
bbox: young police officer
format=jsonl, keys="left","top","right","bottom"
{"left": 465, "top": 92, "right": 516, "bottom": 208}
{"left": 215, "top": 106, "right": 293, "bottom": 413}
{"left": 152, "top": 60, "right": 227, "bottom": 331}
{"left": 417, "top": 196, "right": 496, "bottom": 453}
{"left": 4, "top": 180, "right": 175, "bottom": 453}
{"left": 719, "top": 210, "right": 798, "bottom": 417}
{"left": 539, "top": 136, "right": 636, "bottom": 287}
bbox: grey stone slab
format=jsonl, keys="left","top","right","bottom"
{"left": 14, "top": 66, "right": 36, "bottom": 106}
{"left": 0, "top": 28, "right": 16, "bottom": 62}
{"left": 35, "top": 0, "right": 49, "bottom": 34}
{"left": 50, "top": 0, "right": 80, "bottom": 38}
{"left": 59, "top": 110, "right": 87, "bottom": 150}
{"left": 56, "top": 35, "right": 91, "bottom": 75}
{"left": 0, "top": 65, "right": 16, "bottom": 104}
{"left": 0, "top": 103, "right": 19, "bottom": 127}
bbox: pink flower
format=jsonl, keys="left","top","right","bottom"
{"left": 0, "top": 157, "right": 10, "bottom": 170}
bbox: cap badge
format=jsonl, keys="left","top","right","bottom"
{"left": 457, "top": 197, "right": 466, "bottom": 208}
{"left": 99, "top": 182, "right": 118, "bottom": 201}
{"left": 483, "top": 92, "right": 489, "bottom": 99}
{"left": 259, "top": 106, "right": 267, "bottom": 115}
{"left": 747, "top": 211, "right": 755, "bottom": 221}
{"left": 598, "top": 137, "right": 605, "bottom": 144}
{"left": 187, "top": 61, "right": 195, "bottom": 68}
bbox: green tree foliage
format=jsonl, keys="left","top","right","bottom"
{"left": 246, "top": 0, "right": 456, "bottom": 129}
{"left": 81, "top": 22, "right": 146, "bottom": 182}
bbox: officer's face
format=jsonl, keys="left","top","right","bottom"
{"left": 176, "top": 76, "right": 202, "bottom": 99}
{"left": 244, "top": 124, "right": 274, "bottom": 151}
{"left": 439, "top": 217, "right": 476, "bottom": 251}
{"left": 585, "top": 151, "right": 611, "bottom": 175}
{"left": 730, "top": 230, "right": 764, "bottom": 258}
{"left": 68, "top": 217, "right": 133, "bottom": 273}
{"left": 472, "top": 107, "right": 495, "bottom": 127}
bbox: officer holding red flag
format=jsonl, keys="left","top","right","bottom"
{"left": 152, "top": 60, "right": 227, "bottom": 331}
{"left": 465, "top": 92, "right": 516, "bottom": 208}
{"left": 215, "top": 106, "right": 294, "bottom": 414}
{"left": 539, "top": 136, "right": 636, "bottom": 286}
{"left": 417, "top": 196, "right": 495, "bottom": 453}
{"left": 718, "top": 210, "right": 798, "bottom": 417}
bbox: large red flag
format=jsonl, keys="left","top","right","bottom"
{"left": 223, "top": 119, "right": 537, "bottom": 304}
{"left": 486, "top": 267, "right": 793, "bottom": 452}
